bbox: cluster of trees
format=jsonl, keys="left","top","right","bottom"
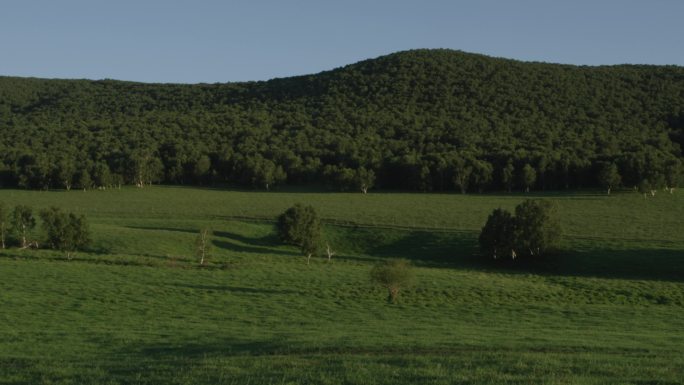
{"left": 479, "top": 199, "right": 562, "bottom": 260}
{"left": 0, "top": 204, "right": 90, "bottom": 257}
{"left": 277, "top": 204, "right": 322, "bottom": 264}
{"left": 1, "top": 50, "right": 683, "bottom": 192}
{"left": 276, "top": 203, "right": 413, "bottom": 303}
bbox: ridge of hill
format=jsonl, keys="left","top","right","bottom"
{"left": 0, "top": 49, "right": 682, "bottom": 191}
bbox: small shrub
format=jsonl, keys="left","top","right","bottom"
{"left": 370, "top": 259, "right": 413, "bottom": 303}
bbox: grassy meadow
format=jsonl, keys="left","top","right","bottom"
{"left": 0, "top": 186, "right": 683, "bottom": 384}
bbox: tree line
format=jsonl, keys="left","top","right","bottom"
{"left": 1, "top": 49, "right": 683, "bottom": 192}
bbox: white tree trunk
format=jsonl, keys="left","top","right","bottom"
{"left": 326, "top": 243, "right": 335, "bottom": 261}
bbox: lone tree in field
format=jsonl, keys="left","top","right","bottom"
{"left": 325, "top": 242, "right": 335, "bottom": 262}
{"left": 11, "top": 205, "right": 36, "bottom": 248}
{"left": 479, "top": 199, "right": 562, "bottom": 260}
{"left": 370, "top": 259, "right": 413, "bottom": 304}
{"left": 597, "top": 162, "right": 621, "bottom": 195}
{"left": 277, "top": 203, "right": 322, "bottom": 264}
{"left": 478, "top": 208, "right": 516, "bottom": 260}
{"left": 195, "top": 227, "right": 212, "bottom": 265}
{"left": 513, "top": 199, "right": 562, "bottom": 257}
{"left": 39, "top": 207, "right": 90, "bottom": 258}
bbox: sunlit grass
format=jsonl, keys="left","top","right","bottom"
{"left": 0, "top": 187, "right": 682, "bottom": 384}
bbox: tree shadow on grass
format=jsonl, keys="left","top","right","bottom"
{"left": 169, "top": 283, "right": 301, "bottom": 295}
{"left": 125, "top": 225, "right": 198, "bottom": 234}
{"left": 124, "top": 224, "right": 684, "bottom": 282}
{"left": 212, "top": 239, "right": 298, "bottom": 257}
{"left": 369, "top": 230, "right": 481, "bottom": 268}
{"left": 214, "top": 230, "right": 279, "bottom": 248}
{"left": 361, "top": 228, "right": 684, "bottom": 282}
{"left": 456, "top": 247, "right": 684, "bottom": 283}
{"left": 125, "top": 225, "right": 296, "bottom": 257}
{"left": 536, "top": 247, "right": 684, "bottom": 282}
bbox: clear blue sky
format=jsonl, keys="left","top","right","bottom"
{"left": 1, "top": 0, "right": 683, "bottom": 83}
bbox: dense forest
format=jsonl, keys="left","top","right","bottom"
{"left": 0, "top": 49, "right": 683, "bottom": 192}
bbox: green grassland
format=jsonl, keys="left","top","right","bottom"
{"left": 1, "top": 187, "right": 683, "bottom": 384}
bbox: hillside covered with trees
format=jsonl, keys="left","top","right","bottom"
{"left": 0, "top": 49, "right": 683, "bottom": 192}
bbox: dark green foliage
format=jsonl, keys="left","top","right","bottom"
{"left": 277, "top": 204, "right": 321, "bottom": 263}
{"left": 354, "top": 167, "right": 375, "bottom": 194}
{"left": 39, "top": 206, "right": 90, "bottom": 258}
{"left": 502, "top": 161, "right": 515, "bottom": 192}
{"left": 664, "top": 160, "right": 682, "bottom": 192}
{"left": 638, "top": 179, "right": 654, "bottom": 197}
{"left": 452, "top": 157, "right": 473, "bottom": 194}
{"left": 597, "top": 162, "right": 622, "bottom": 194}
{"left": 370, "top": 259, "right": 414, "bottom": 303}
{"left": 324, "top": 166, "right": 376, "bottom": 193}
{"left": 10, "top": 205, "right": 35, "bottom": 248}
{"left": 521, "top": 164, "right": 537, "bottom": 193}
{"left": 1, "top": 49, "right": 683, "bottom": 191}
{"left": 479, "top": 199, "right": 562, "bottom": 260}
{"left": 77, "top": 169, "right": 93, "bottom": 191}
{"left": 513, "top": 200, "right": 562, "bottom": 257}
{"left": 478, "top": 208, "right": 516, "bottom": 260}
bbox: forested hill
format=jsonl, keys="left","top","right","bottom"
{"left": 1, "top": 49, "right": 683, "bottom": 192}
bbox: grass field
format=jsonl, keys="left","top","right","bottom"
{"left": 1, "top": 186, "right": 683, "bottom": 384}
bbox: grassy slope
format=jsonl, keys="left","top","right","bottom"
{"left": 0, "top": 187, "right": 683, "bottom": 384}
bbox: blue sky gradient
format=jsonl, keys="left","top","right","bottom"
{"left": 1, "top": 0, "right": 683, "bottom": 83}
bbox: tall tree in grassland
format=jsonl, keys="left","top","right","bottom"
{"left": 597, "top": 162, "right": 621, "bottom": 195}
{"left": 195, "top": 227, "right": 212, "bottom": 265}
{"left": 300, "top": 227, "right": 321, "bottom": 265}
{"left": 77, "top": 168, "right": 93, "bottom": 191}
{"left": 55, "top": 158, "right": 76, "bottom": 191}
{"left": 11, "top": 205, "right": 35, "bottom": 248}
{"left": 129, "top": 149, "right": 164, "bottom": 188}
{"left": 521, "top": 163, "right": 537, "bottom": 193}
